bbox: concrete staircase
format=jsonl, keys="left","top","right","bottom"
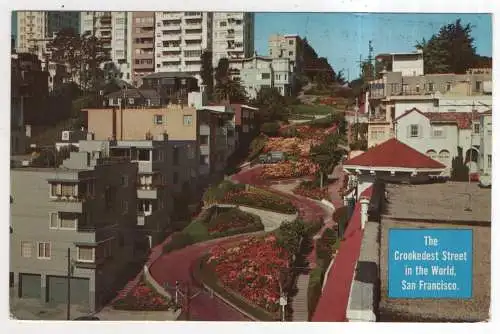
{"left": 292, "top": 274, "right": 310, "bottom": 322}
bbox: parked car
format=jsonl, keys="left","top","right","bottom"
{"left": 478, "top": 174, "right": 492, "bottom": 188}
{"left": 259, "top": 151, "right": 287, "bottom": 164}
{"left": 74, "top": 316, "right": 100, "bottom": 321}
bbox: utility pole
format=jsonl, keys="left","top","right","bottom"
{"left": 66, "top": 247, "right": 72, "bottom": 320}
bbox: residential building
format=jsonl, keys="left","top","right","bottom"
{"left": 394, "top": 108, "right": 484, "bottom": 176}
{"left": 80, "top": 12, "right": 133, "bottom": 82}
{"left": 366, "top": 65, "right": 492, "bottom": 148}
{"left": 131, "top": 12, "right": 156, "bottom": 85}
{"left": 230, "top": 103, "right": 259, "bottom": 148}
{"left": 154, "top": 12, "right": 212, "bottom": 82}
{"left": 229, "top": 54, "right": 294, "bottom": 99}
{"left": 478, "top": 112, "right": 492, "bottom": 183}
{"left": 139, "top": 72, "right": 199, "bottom": 103}
{"left": 84, "top": 91, "right": 233, "bottom": 184}
{"left": 212, "top": 12, "right": 254, "bottom": 67}
{"left": 16, "top": 11, "right": 80, "bottom": 59}
{"left": 268, "top": 34, "right": 303, "bottom": 72}
{"left": 10, "top": 153, "right": 138, "bottom": 313}
{"left": 375, "top": 50, "right": 424, "bottom": 77}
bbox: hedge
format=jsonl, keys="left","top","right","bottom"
{"left": 192, "top": 254, "right": 278, "bottom": 321}
{"left": 307, "top": 266, "right": 325, "bottom": 320}
{"left": 224, "top": 188, "right": 297, "bottom": 214}
{"left": 316, "top": 227, "right": 338, "bottom": 266}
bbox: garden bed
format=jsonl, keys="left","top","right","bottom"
{"left": 292, "top": 180, "right": 330, "bottom": 200}
{"left": 112, "top": 277, "right": 177, "bottom": 311}
{"left": 163, "top": 206, "right": 265, "bottom": 254}
{"left": 260, "top": 159, "right": 319, "bottom": 180}
{"left": 195, "top": 220, "right": 310, "bottom": 320}
{"left": 222, "top": 188, "right": 296, "bottom": 214}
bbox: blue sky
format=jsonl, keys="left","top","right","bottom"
{"left": 255, "top": 13, "right": 493, "bottom": 80}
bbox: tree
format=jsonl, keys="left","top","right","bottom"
{"left": 310, "top": 134, "right": 344, "bottom": 188}
{"left": 200, "top": 50, "right": 214, "bottom": 100}
{"left": 251, "top": 87, "right": 289, "bottom": 122}
{"left": 213, "top": 57, "right": 247, "bottom": 103}
{"left": 332, "top": 70, "right": 347, "bottom": 85}
{"left": 361, "top": 61, "right": 375, "bottom": 82}
{"left": 46, "top": 28, "right": 82, "bottom": 84}
{"left": 415, "top": 19, "right": 477, "bottom": 74}
{"left": 80, "top": 32, "right": 110, "bottom": 92}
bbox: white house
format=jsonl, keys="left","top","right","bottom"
{"left": 478, "top": 112, "right": 492, "bottom": 184}
{"left": 394, "top": 108, "right": 482, "bottom": 176}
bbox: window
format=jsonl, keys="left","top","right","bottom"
{"left": 49, "top": 212, "right": 59, "bottom": 229}
{"left": 60, "top": 218, "right": 76, "bottom": 229}
{"left": 154, "top": 115, "right": 164, "bottom": 125}
{"left": 50, "top": 183, "right": 61, "bottom": 197}
{"left": 446, "top": 83, "right": 451, "bottom": 91}
{"left": 220, "top": 21, "right": 227, "bottom": 27}
{"left": 432, "top": 127, "right": 444, "bottom": 138}
{"left": 261, "top": 73, "right": 271, "bottom": 79}
{"left": 21, "top": 242, "right": 32, "bottom": 258}
{"left": 289, "top": 51, "right": 293, "bottom": 56}
{"left": 269, "top": 49, "right": 272, "bottom": 55}
{"left": 105, "top": 186, "right": 113, "bottom": 209}
{"left": 243, "top": 125, "right": 249, "bottom": 133}
{"left": 410, "top": 125, "right": 419, "bottom": 137}
{"left": 426, "top": 150, "right": 438, "bottom": 160}
{"left": 77, "top": 246, "right": 95, "bottom": 262}
{"left": 289, "top": 40, "right": 294, "bottom": 45}
{"left": 122, "top": 200, "right": 128, "bottom": 214}
{"left": 438, "top": 150, "right": 450, "bottom": 163}
{"left": 120, "top": 175, "right": 129, "bottom": 187}
{"left": 488, "top": 155, "right": 492, "bottom": 168}
{"left": 474, "top": 123, "right": 480, "bottom": 134}
{"left": 183, "top": 115, "right": 193, "bottom": 126}
{"left": 427, "top": 83, "right": 434, "bottom": 91}
{"left": 476, "top": 81, "right": 482, "bottom": 91}
{"left": 173, "top": 147, "right": 180, "bottom": 165}
{"left": 37, "top": 242, "right": 51, "bottom": 259}
{"left": 200, "top": 135, "right": 209, "bottom": 145}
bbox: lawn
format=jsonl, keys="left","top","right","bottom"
{"left": 163, "top": 206, "right": 265, "bottom": 254}
{"left": 291, "top": 104, "right": 336, "bottom": 116}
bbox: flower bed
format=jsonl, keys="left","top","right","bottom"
{"left": 113, "top": 278, "right": 176, "bottom": 311}
{"left": 205, "top": 234, "right": 289, "bottom": 315}
{"left": 293, "top": 181, "right": 330, "bottom": 200}
{"left": 263, "top": 137, "right": 318, "bottom": 157}
{"left": 261, "top": 159, "right": 319, "bottom": 179}
{"left": 207, "top": 208, "right": 264, "bottom": 234}
{"left": 222, "top": 188, "right": 296, "bottom": 214}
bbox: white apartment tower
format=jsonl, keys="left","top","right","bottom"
{"left": 212, "top": 12, "right": 254, "bottom": 67}
{"left": 80, "top": 11, "right": 133, "bottom": 82}
{"left": 154, "top": 12, "right": 213, "bottom": 83}
{"left": 16, "top": 11, "right": 80, "bottom": 58}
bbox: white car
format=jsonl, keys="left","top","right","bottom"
{"left": 479, "top": 174, "right": 492, "bottom": 188}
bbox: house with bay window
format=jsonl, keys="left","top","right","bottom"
{"left": 10, "top": 151, "right": 137, "bottom": 313}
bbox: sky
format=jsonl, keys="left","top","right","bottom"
{"left": 255, "top": 13, "right": 493, "bottom": 80}
{"left": 11, "top": 12, "right": 492, "bottom": 80}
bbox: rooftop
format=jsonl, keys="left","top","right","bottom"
{"left": 395, "top": 108, "right": 481, "bottom": 129}
{"left": 379, "top": 183, "right": 491, "bottom": 322}
{"left": 343, "top": 138, "right": 446, "bottom": 170}
{"left": 142, "top": 72, "right": 197, "bottom": 80}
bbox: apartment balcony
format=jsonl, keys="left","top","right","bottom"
{"left": 137, "top": 187, "right": 158, "bottom": 199}
{"left": 134, "top": 31, "right": 154, "bottom": 39}
{"left": 137, "top": 161, "right": 153, "bottom": 173}
{"left": 200, "top": 144, "right": 210, "bottom": 155}
{"left": 184, "top": 12, "right": 202, "bottom": 18}
{"left": 199, "top": 124, "right": 210, "bottom": 136}
{"left": 164, "top": 34, "right": 181, "bottom": 41}
{"left": 184, "top": 23, "right": 202, "bottom": 30}
{"left": 184, "top": 65, "right": 201, "bottom": 72}
{"left": 184, "top": 54, "right": 201, "bottom": 61}
{"left": 164, "top": 45, "right": 181, "bottom": 51}
{"left": 184, "top": 33, "right": 202, "bottom": 41}
{"left": 161, "top": 55, "right": 181, "bottom": 62}
{"left": 161, "top": 65, "right": 181, "bottom": 72}
{"left": 183, "top": 44, "right": 202, "bottom": 51}
{"left": 163, "top": 25, "right": 182, "bottom": 32}
{"left": 50, "top": 196, "right": 85, "bottom": 213}
{"left": 163, "top": 13, "right": 183, "bottom": 20}
{"left": 134, "top": 63, "right": 155, "bottom": 70}
{"left": 134, "top": 52, "right": 154, "bottom": 60}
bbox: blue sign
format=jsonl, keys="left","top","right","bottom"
{"left": 388, "top": 228, "right": 473, "bottom": 299}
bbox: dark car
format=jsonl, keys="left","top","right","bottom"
{"left": 74, "top": 316, "right": 100, "bottom": 321}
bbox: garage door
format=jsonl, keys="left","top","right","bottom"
{"left": 46, "top": 276, "right": 90, "bottom": 306}
{"left": 19, "top": 273, "right": 41, "bottom": 299}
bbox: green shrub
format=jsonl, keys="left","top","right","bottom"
{"left": 248, "top": 135, "right": 267, "bottom": 161}
{"left": 305, "top": 218, "right": 324, "bottom": 237}
{"left": 307, "top": 266, "right": 325, "bottom": 320}
{"left": 163, "top": 232, "right": 196, "bottom": 254}
{"left": 183, "top": 220, "right": 210, "bottom": 243}
{"left": 260, "top": 121, "right": 281, "bottom": 136}
{"left": 316, "top": 227, "right": 338, "bottom": 265}
{"left": 224, "top": 189, "right": 296, "bottom": 214}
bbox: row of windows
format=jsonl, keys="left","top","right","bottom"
{"left": 21, "top": 241, "right": 113, "bottom": 262}
{"left": 153, "top": 114, "right": 193, "bottom": 126}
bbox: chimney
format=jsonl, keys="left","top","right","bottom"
{"left": 360, "top": 197, "right": 370, "bottom": 230}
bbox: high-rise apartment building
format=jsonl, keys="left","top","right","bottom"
{"left": 154, "top": 12, "right": 212, "bottom": 83}
{"left": 212, "top": 12, "right": 254, "bottom": 67}
{"left": 131, "top": 12, "right": 155, "bottom": 85}
{"left": 80, "top": 12, "right": 133, "bottom": 82}
{"left": 16, "top": 11, "right": 80, "bottom": 58}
